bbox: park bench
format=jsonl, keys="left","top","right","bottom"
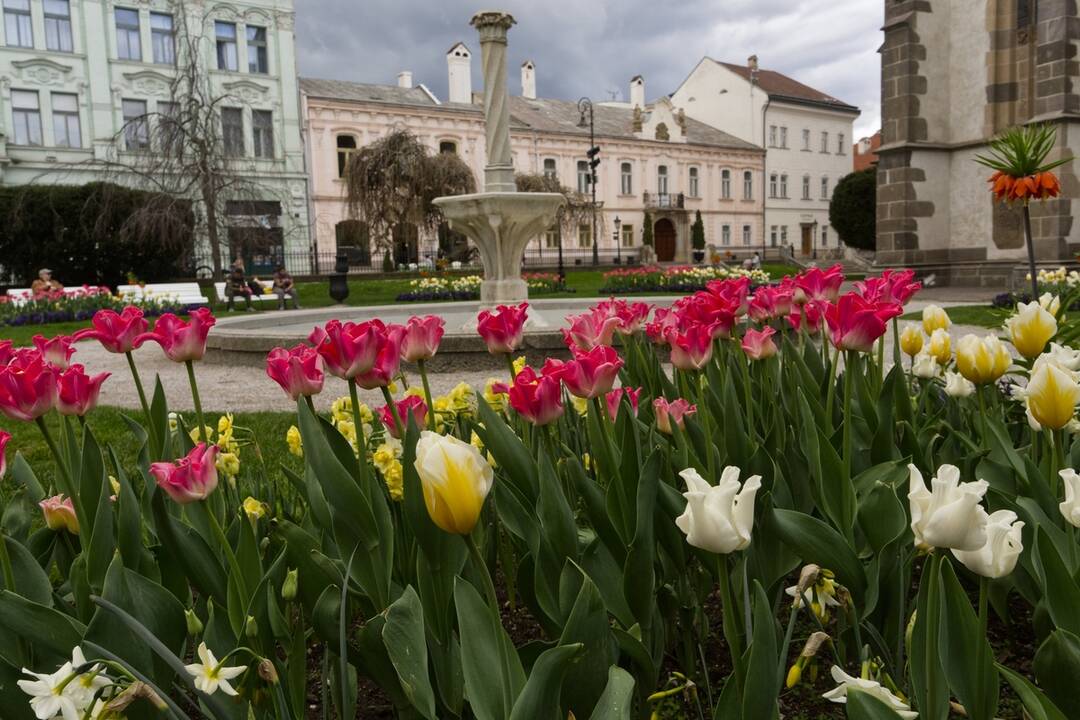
{"left": 6, "top": 286, "right": 111, "bottom": 305}
{"left": 212, "top": 279, "right": 277, "bottom": 306}
{"left": 117, "top": 282, "right": 209, "bottom": 306}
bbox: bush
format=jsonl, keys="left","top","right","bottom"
{"left": 0, "top": 182, "right": 194, "bottom": 288}
{"left": 691, "top": 210, "right": 705, "bottom": 251}
{"left": 828, "top": 167, "right": 876, "bottom": 250}
{"left": 642, "top": 212, "right": 654, "bottom": 247}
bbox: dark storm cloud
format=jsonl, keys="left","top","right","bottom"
{"left": 294, "top": 0, "right": 883, "bottom": 137}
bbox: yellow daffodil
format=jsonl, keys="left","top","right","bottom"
{"left": 373, "top": 438, "right": 404, "bottom": 501}
{"left": 216, "top": 452, "right": 240, "bottom": 478}
{"left": 189, "top": 425, "right": 215, "bottom": 444}
{"left": 572, "top": 396, "right": 589, "bottom": 416}
{"left": 330, "top": 396, "right": 353, "bottom": 424}
{"left": 109, "top": 475, "right": 121, "bottom": 497}
{"left": 242, "top": 497, "right": 266, "bottom": 521}
{"left": 286, "top": 425, "right": 303, "bottom": 458}
{"left": 926, "top": 328, "right": 952, "bottom": 365}
{"left": 483, "top": 378, "right": 508, "bottom": 412}
{"left": 447, "top": 382, "right": 477, "bottom": 417}
{"left": 899, "top": 324, "right": 924, "bottom": 358}
{"left": 513, "top": 355, "right": 527, "bottom": 375}
{"left": 1006, "top": 301, "right": 1058, "bottom": 360}
{"left": 922, "top": 305, "right": 951, "bottom": 335}
{"left": 217, "top": 413, "right": 234, "bottom": 436}
{"left": 413, "top": 431, "right": 493, "bottom": 535}
{"left": 1026, "top": 360, "right": 1080, "bottom": 430}
{"left": 954, "top": 334, "right": 1011, "bottom": 385}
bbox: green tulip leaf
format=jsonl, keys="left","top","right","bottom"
{"left": 558, "top": 566, "right": 618, "bottom": 717}
{"left": 998, "top": 663, "right": 1068, "bottom": 720}
{"left": 383, "top": 586, "right": 437, "bottom": 719}
{"left": 742, "top": 580, "right": 780, "bottom": 720}
{"left": 909, "top": 554, "right": 949, "bottom": 720}
{"left": 507, "top": 643, "right": 583, "bottom": 720}
{"left": 767, "top": 508, "right": 867, "bottom": 605}
{"left": 454, "top": 577, "right": 525, "bottom": 720}
{"left": 150, "top": 491, "right": 227, "bottom": 603}
{"left": 937, "top": 561, "right": 999, "bottom": 720}
{"left": 845, "top": 687, "right": 909, "bottom": 719}
{"left": 2, "top": 535, "right": 52, "bottom": 606}
{"left": 1033, "top": 629, "right": 1080, "bottom": 718}
{"left": 1032, "top": 527, "right": 1080, "bottom": 636}
{"left": 0, "top": 589, "right": 85, "bottom": 666}
{"left": 586, "top": 666, "right": 636, "bottom": 720}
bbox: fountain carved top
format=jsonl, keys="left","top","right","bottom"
{"left": 470, "top": 11, "right": 516, "bottom": 40}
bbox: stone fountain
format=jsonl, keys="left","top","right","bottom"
{"left": 433, "top": 11, "right": 565, "bottom": 317}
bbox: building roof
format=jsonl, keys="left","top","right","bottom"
{"left": 715, "top": 61, "right": 859, "bottom": 114}
{"left": 300, "top": 77, "right": 760, "bottom": 152}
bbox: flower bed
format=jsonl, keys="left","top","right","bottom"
{"left": 0, "top": 285, "right": 185, "bottom": 328}
{"left": 395, "top": 274, "right": 482, "bottom": 301}
{"left": 600, "top": 264, "right": 769, "bottom": 294}
{"left": 2, "top": 264, "right": 1079, "bottom": 719}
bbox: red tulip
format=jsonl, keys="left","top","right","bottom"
{"left": 787, "top": 299, "right": 828, "bottom": 335}
{"left": 309, "top": 319, "right": 385, "bottom": 380}
{"left": 824, "top": 293, "right": 904, "bottom": 353}
{"left": 32, "top": 334, "right": 76, "bottom": 370}
{"left": 73, "top": 306, "right": 148, "bottom": 354}
{"left": 704, "top": 277, "right": 752, "bottom": 316}
{"left": 0, "top": 351, "right": 56, "bottom": 422}
{"left": 39, "top": 495, "right": 79, "bottom": 534}
{"left": 55, "top": 364, "right": 110, "bottom": 416}
{"left": 379, "top": 395, "right": 428, "bottom": 438}
{"left": 477, "top": 303, "right": 528, "bottom": 354}
{"left": 0, "top": 430, "right": 10, "bottom": 478}
{"left": 391, "top": 315, "right": 445, "bottom": 363}
{"left": 563, "top": 310, "right": 620, "bottom": 351}
{"left": 741, "top": 327, "right": 778, "bottom": 360}
{"left": 855, "top": 269, "right": 921, "bottom": 306}
{"left": 544, "top": 345, "right": 624, "bottom": 399}
{"left": 794, "top": 265, "right": 845, "bottom": 304}
{"left": 594, "top": 299, "right": 652, "bottom": 335}
{"left": 507, "top": 366, "right": 564, "bottom": 425}
{"left": 605, "top": 387, "right": 641, "bottom": 421}
{"left": 645, "top": 307, "right": 680, "bottom": 344}
{"left": 266, "top": 344, "right": 325, "bottom": 400}
{"left": 665, "top": 323, "right": 715, "bottom": 371}
{"left": 0, "top": 340, "right": 14, "bottom": 366}
{"left": 137, "top": 308, "right": 216, "bottom": 363}
{"left": 150, "top": 443, "right": 220, "bottom": 504}
{"left": 353, "top": 330, "right": 402, "bottom": 390}
{"left": 654, "top": 397, "right": 697, "bottom": 435}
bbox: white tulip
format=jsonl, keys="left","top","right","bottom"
{"left": 908, "top": 463, "right": 989, "bottom": 552}
{"left": 911, "top": 351, "right": 939, "bottom": 379}
{"left": 675, "top": 466, "right": 762, "bottom": 554}
{"left": 184, "top": 642, "right": 247, "bottom": 696}
{"left": 944, "top": 371, "right": 975, "bottom": 398}
{"left": 414, "top": 430, "right": 494, "bottom": 535}
{"left": 822, "top": 666, "right": 918, "bottom": 719}
{"left": 1044, "top": 342, "right": 1080, "bottom": 371}
{"left": 1060, "top": 469, "right": 1080, "bottom": 528}
{"left": 952, "top": 509, "right": 1024, "bottom": 579}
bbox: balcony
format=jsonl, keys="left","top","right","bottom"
{"left": 643, "top": 191, "right": 685, "bottom": 209}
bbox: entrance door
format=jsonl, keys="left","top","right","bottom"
{"left": 655, "top": 218, "right": 676, "bottom": 261}
{"left": 801, "top": 225, "right": 812, "bottom": 256}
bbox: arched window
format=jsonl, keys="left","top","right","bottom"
{"left": 657, "top": 164, "right": 668, "bottom": 195}
{"left": 620, "top": 162, "right": 633, "bottom": 195}
{"left": 577, "top": 160, "right": 590, "bottom": 193}
{"left": 743, "top": 171, "right": 753, "bottom": 200}
{"left": 336, "top": 135, "right": 357, "bottom": 178}
{"left": 721, "top": 169, "right": 731, "bottom": 199}
{"left": 439, "top": 140, "right": 457, "bottom": 154}
{"left": 543, "top": 157, "right": 557, "bottom": 179}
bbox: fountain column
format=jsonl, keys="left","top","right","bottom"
{"left": 471, "top": 11, "right": 516, "bottom": 192}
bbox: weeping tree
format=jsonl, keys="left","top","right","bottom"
{"left": 515, "top": 172, "right": 600, "bottom": 250}
{"left": 344, "top": 130, "right": 476, "bottom": 256}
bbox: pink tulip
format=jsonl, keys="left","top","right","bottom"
{"left": 477, "top": 303, "right": 528, "bottom": 354}
{"left": 32, "top": 334, "right": 76, "bottom": 370}
{"left": 39, "top": 495, "right": 79, "bottom": 534}
{"left": 594, "top": 299, "right": 652, "bottom": 335}
{"left": 748, "top": 286, "right": 795, "bottom": 323}
{"left": 353, "top": 330, "right": 401, "bottom": 390}
{"left": 309, "top": 319, "right": 385, "bottom": 380}
{"left": 73, "top": 306, "right": 148, "bottom": 354}
{"left": 544, "top": 345, "right": 624, "bottom": 399}
{"left": 824, "top": 293, "right": 904, "bottom": 353}
{"left": 855, "top": 269, "right": 921, "bottom": 306}
{"left": 563, "top": 310, "right": 620, "bottom": 351}
{"left": 741, "top": 327, "right": 778, "bottom": 361}
{"left": 678, "top": 293, "right": 737, "bottom": 339}
{"left": 0, "top": 430, "right": 10, "bottom": 478}
{"left": 666, "top": 323, "right": 715, "bottom": 371}
{"left": 266, "top": 344, "right": 325, "bottom": 400}
{"left": 0, "top": 351, "right": 56, "bottom": 422}
{"left": 654, "top": 397, "right": 697, "bottom": 435}
{"left": 150, "top": 443, "right": 220, "bottom": 504}
{"left": 787, "top": 299, "right": 828, "bottom": 335}
{"left": 794, "top": 264, "right": 844, "bottom": 304}
{"left": 392, "top": 315, "right": 445, "bottom": 363}
{"left": 137, "top": 308, "right": 216, "bottom": 363}
{"left": 55, "top": 364, "right": 110, "bottom": 416}
{"left": 379, "top": 395, "right": 428, "bottom": 438}
{"left": 0, "top": 340, "right": 14, "bottom": 366}
{"left": 606, "top": 387, "right": 641, "bottom": 421}
{"left": 508, "top": 366, "right": 564, "bottom": 425}
{"left": 705, "top": 277, "right": 752, "bottom": 317}
{"left": 645, "top": 307, "right": 680, "bottom": 344}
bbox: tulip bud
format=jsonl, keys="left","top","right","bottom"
{"left": 922, "top": 304, "right": 951, "bottom": 335}
{"left": 245, "top": 615, "right": 259, "bottom": 638}
{"left": 899, "top": 324, "right": 924, "bottom": 358}
{"left": 282, "top": 568, "right": 299, "bottom": 601}
{"left": 926, "top": 328, "right": 951, "bottom": 364}
{"left": 185, "top": 609, "right": 203, "bottom": 636}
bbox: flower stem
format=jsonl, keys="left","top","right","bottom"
{"left": 35, "top": 415, "right": 75, "bottom": 497}
{"left": 697, "top": 373, "right": 716, "bottom": 483}
{"left": 465, "top": 533, "right": 515, "bottom": 715}
{"left": 202, "top": 499, "right": 248, "bottom": 603}
{"left": 1023, "top": 203, "right": 1038, "bottom": 300}
{"left": 417, "top": 359, "right": 438, "bottom": 432}
{"left": 380, "top": 385, "right": 404, "bottom": 437}
{"left": 347, "top": 379, "right": 369, "bottom": 474}
{"left": 505, "top": 353, "right": 518, "bottom": 382}
{"left": 185, "top": 360, "right": 208, "bottom": 444}
{"left": 842, "top": 351, "right": 854, "bottom": 482}
{"left": 716, "top": 555, "right": 745, "bottom": 687}
{"left": 126, "top": 350, "right": 158, "bottom": 453}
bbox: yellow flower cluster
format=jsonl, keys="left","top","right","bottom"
{"left": 328, "top": 396, "right": 374, "bottom": 454}
{"left": 372, "top": 437, "right": 404, "bottom": 500}
{"left": 483, "top": 378, "right": 508, "bottom": 412}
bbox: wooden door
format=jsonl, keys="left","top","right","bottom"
{"left": 655, "top": 218, "right": 676, "bottom": 261}
{"left": 801, "top": 225, "right": 812, "bottom": 256}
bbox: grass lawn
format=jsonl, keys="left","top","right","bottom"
{"left": 901, "top": 304, "right": 1005, "bottom": 329}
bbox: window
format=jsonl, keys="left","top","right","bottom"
{"left": 688, "top": 167, "right": 699, "bottom": 197}
{"left": 821, "top": 176, "right": 829, "bottom": 199}
{"left": 742, "top": 225, "right": 751, "bottom": 246}
{"left": 768, "top": 125, "right": 777, "bottom": 147}
{"left": 743, "top": 171, "right": 753, "bottom": 199}
{"left": 769, "top": 173, "right": 777, "bottom": 198}
{"left": 51, "top": 92, "right": 79, "bottom": 147}
{"left": 150, "top": 12, "right": 174, "bottom": 64}
{"left": 721, "top": 224, "right": 731, "bottom": 246}
{"left": 121, "top": 98, "right": 149, "bottom": 150}
{"left": 837, "top": 133, "right": 845, "bottom": 154}
{"left": 115, "top": 8, "right": 141, "bottom": 60}
{"left": 158, "top": 100, "right": 180, "bottom": 152}
{"left": 578, "top": 223, "right": 592, "bottom": 248}
{"left": 820, "top": 131, "right": 829, "bottom": 153}
{"left": 781, "top": 226, "right": 788, "bottom": 245}
{"left": 780, "top": 126, "right": 788, "bottom": 148}
{"left": 621, "top": 223, "right": 634, "bottom": 247}
{"left": 779, "top": 174, "right": 788, "bottom": 198}
{"left": 620, "top": 162, "right": 632, "bottom": 195}
{"left": 439, "top": 140, "right": 456, "bottom": 154}
{"left": 770, "top": 226, "right": 777, "bottom": 247}
{"left": 543, "top": 158, "right": 556, "bottom": 179}
{"left": 821, "top": 225, "right": 828, "bottom": 246}
{"left": 252, "top": 109, "right": 273, "bottom": 158}
{"left": 721, "top": 169, "right": 731, "bottom": 199}
{"left": 221, "top": 107, "right": 244, "bottom": 156}
{"left": 802, "top": 175, "right": 811, "bottom": 200}
{"left": 11, "top": 90, "right": 41, "bottom": 145}
{"left": 215, "top": 21, "right": 238, "bottom": 71}
{"left": 44, "top": 0, "right": 72, "bottom": 52}
{"left": 577, "top": 160, "right": 590, "bottom": 193}
{"left": 337, "top": 135, "right": 357, "bottom": 176}
{"left": 657, "top": 164, "right": 668, "bottom": 194}
{"left": 544, "top": 226, "right": 558, "bottom": 249}
{"left": 4, "top": 0, "right": 32, "bottom": 48}
{"left": 247, "top": 25, "right": 268, "bottom": 73}
{"left": 802, "top": 128, "right": 810, "bottom": 150}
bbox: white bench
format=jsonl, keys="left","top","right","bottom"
{"left": 117, "top": 282, "right": 209, "bottom": 306}
{"left": 6, "top": 286, "right": 109, "bottom": 305}
{"left": 212, "top": 280, "right": 278, "bottom": 305}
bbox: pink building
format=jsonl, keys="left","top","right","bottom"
{"left": 301, "top": 49, "right": 765, "bottom": 269}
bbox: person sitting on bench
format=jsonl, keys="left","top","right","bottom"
{"left": 273, "top": 265, "right": 300, "bottom": 310}
{"left": 225, "top": 262, "right": 253, "bottom": 311}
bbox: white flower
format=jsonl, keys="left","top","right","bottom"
{"left": 1060, "top": 469, "right": 1080, "bottom": 528}
{"left": 822, "top": 666, "right": 918, "bottom": 719}
{"left": 952, "top": 509, "right": 1024, "bottom": 579}
{"left": 18, "top": 648, "right": 109, "bottom": 720}
{"left": 908, "top": 463, "right": 989, "bottom": 552}
{"left": 675, "top": 466, "right": 762, "bottom": 554}
{"left": 1039, "top": 292, "right": 1061, "bottom": 315}
{"left": 1042, "top": 343, "right": 1080, "bottom": 372}
{"left": 911, "top": 351, "right": 939, "bottom": 379}
{"left": 944, "top": 371, "right": 975, "bottom": 398}
{"left": 184, "top": 642, "right": 246, "bottom": 696}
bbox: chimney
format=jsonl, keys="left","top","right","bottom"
{"left": 748, "top": 54, "right": 759, "bottom": 71}
{"left": 397, "top": 71, "right": 413, "bottom": 89}
{"left": 630, "top": 75, "right": 645, "bottom": 108}
{"left": 521, "top": 60, "right": 536, "bottom": 99}
{"left": 447, "top": 42, "right": 472, "bottom": 103}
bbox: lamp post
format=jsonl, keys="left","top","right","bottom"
{"left": 613, "top": 215, "right": 622, "bottom": 265}
{"left": 578, "top": 97, "right": 600, "bottom": 267}
{"left": 556, "top": 211, "right": 565, "bottom": 287}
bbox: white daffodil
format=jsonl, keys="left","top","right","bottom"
{"left": 822, "top": 666, "right": 918, "bottom": 719}
{"left": 18, "top": 648, "right": 110, "bottom": 720}
{"left": 1060, "top": 469, "right": 1080, "bottom": 528}
{"left": 184, "top": 642, "right": 246, "bottom": 696}
{"left": 908, "top": 463, "right": 989, "bottom": 552}
{"left": 675, "top": 466, "right": 762, "bottom": 554}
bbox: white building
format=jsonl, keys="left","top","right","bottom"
{"left": 0, "top": 0, "right": 310, "bottom": 275}
{"left": 672, "top": 56, "right": 860, "bottom": 259}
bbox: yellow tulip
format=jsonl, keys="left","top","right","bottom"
{"left": 414, "top": 431, "right": 493, "bottom": 535}
{"left": 1006, "top": 301, "right": 1057, "bottom": 360}
{"left": 927, "top": 328, "right": 952, "bottom": 364}
{"left": 922, "top": 305, "right": 951, "bottom": 335}
{"left": 1026, "top": 361, "right": 1080, "bottom": 430}
{"left": 954, "top": 334, "right": 1011, "bottom": 385}
{"left": 899, "top": 324, "right": 924, "bottom": 358}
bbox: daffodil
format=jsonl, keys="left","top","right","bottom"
{"left": 217, "top": 413, "right": 234, "bottom": 436}
{"left": 373, "top": 438, "right": 404, "bottom": 501}
{"left": 18, "top": 647, "right": 109, "bottom": 720}
{"left": 242, "top": 497, "right": 266, "bottom": 521}
{"left": 215, "top": 452, "right": 240, "bottom": 479}
{"left": 512, "top": 355, "right": 527, "bottom": 375}
{"left": 184, "top": 642, "right": 246, "bottom": 696}
{"left": 286, "top": 425, "right": 303, "bottom": 458}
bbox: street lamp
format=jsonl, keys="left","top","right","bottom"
{"left": 578, "top": 97, "right": 600, "bottom": 267}
{"left": 613, "top": 215, "right": 622, "bottom": 265}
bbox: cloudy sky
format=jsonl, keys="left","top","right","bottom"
{"left": 295, "top": 1, "right": 883, "bottom": 139}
